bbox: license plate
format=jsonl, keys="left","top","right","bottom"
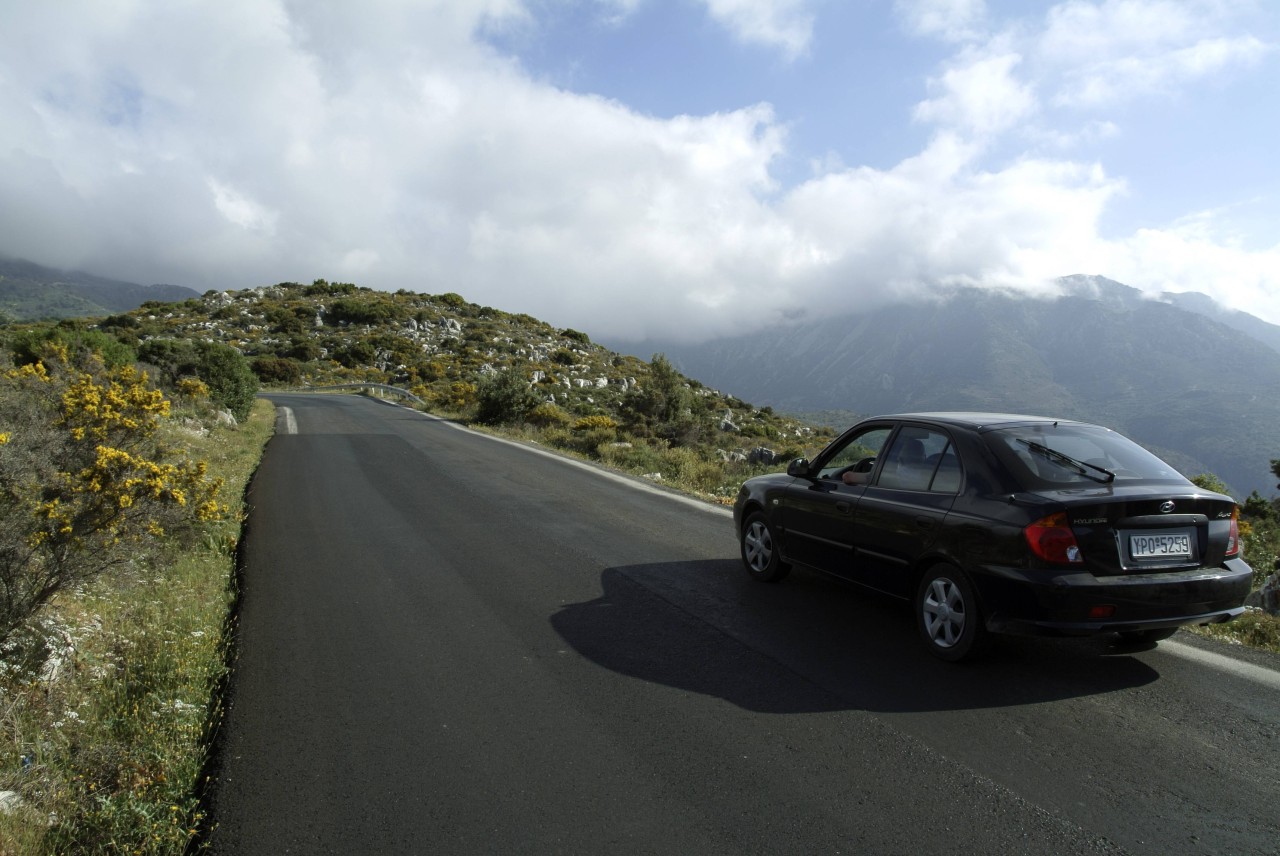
{"left": 1130, "top": 532, "right": 1191, "bottom": 560}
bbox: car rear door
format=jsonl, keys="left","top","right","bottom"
{"left": 848, "top": 425, "right": 961, "bottom": 597}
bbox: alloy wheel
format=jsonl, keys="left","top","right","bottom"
{"left": 743, "top": 520, "right": 772, "bottom": 572}
{"left": 922, "top": 576, "right": 966, "bottom": 648}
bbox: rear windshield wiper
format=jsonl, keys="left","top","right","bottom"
{"left": 1017, "top": 439, "right": 1115, "bottom": 483}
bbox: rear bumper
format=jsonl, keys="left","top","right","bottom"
{"left": 975, "top": 557, "right": 1254, "bottom": 637}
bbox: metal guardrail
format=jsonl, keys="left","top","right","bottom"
{"left": 281, "top": 383, "right": 426, "bottom": 406}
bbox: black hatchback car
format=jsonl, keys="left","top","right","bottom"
{"left": 733, "top": 413, "right": 1252, "bottom": 661}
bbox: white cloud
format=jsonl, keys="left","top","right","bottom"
{"left": 698, "top": 0, "right": 815, "bottom": 59}
{"left": 1039, "top": 0, "right": 1274, "bottom": 106}
{"left": 1054, "top": 34, "right": 1271, "bottom": 106}
{"left": 1105, "top": 223, "right": 1280, "bottom": 320}
{"left": 895, "top": 0, "right": 988, "bottom": 43}
{"left": 0, "top": 0, "right": 1276, "bottom": 341}
{"left": 914, "top": 51, "right": 1037, "bottom": 138}
{"left": 208, "top": 179, "right": 279, "bottom": 234}
{"left": 778, "top": 134, "right": 1122, "bottom": 305}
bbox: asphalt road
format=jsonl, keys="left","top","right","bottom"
{"left": 206, "top": 393, "right": 1280, "bottom": 855}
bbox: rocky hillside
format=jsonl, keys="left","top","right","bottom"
{"left": 85, "top": 279, "right": 824, "bottom": 495}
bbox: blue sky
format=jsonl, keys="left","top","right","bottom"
{"left": 0, "top": 0, "right": 1277, "bottom": 341}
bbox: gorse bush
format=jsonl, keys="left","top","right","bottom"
{"left": 527, "top": 403, "right": 571, "bottom": 428}
{"left": 572, "top": 415, "right": 618, "bottom": 432}
{"left": 0, "top": 343, "right": 228, "bottom": 644}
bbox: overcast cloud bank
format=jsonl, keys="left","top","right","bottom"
{"left": 0, "top": 0, "right": 1276, "bottom": 342}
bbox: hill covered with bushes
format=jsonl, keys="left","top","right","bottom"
{"left": 85, "top": 279, "right": 829, "bottom": 502}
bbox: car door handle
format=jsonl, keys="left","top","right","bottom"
{"left": 915, "top": 516, "right": 935, "bottom": 529}
{"left": 836, "top": 501, "right": 852, "bottom": 514}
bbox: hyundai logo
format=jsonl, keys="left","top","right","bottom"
{"left": 1160, "top": 501, "right": 1175, "bottom": 513}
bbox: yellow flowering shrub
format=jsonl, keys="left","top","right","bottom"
{"left": 572, "top": 415, "right": 619, "bottom": 432}
{"left": 60, "top": 365, "right": 170, "bottom": 443}
{"left": 0, "top": 345, "right": 227, "bottom": 642}
{"left": 444, "top": 381, "right": 477, "bottom": 410}
{"left": 176, "top": 376, "right": 209, "bottom": 400}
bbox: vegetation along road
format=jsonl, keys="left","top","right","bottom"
{"left": 206, "top": 393, "right": 1280, "bottom": 854}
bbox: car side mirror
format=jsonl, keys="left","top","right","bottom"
{"left": 787, "top": 458, "right": 812, "bottom": 478}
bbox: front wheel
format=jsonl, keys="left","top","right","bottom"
{"left": 915, "top": 565, "right": 985, "bottom": 662}
{"left": 739, "top": 512, "right": 791, "bottom": 583}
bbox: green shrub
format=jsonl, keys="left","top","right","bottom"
{"left": 659, "top": 446, "right": 726, "bottom": 494}
{"left": 333, "top": 340, "right": 376, "bottom": 369}
{"left": 194, "top": 342, "right": 258, "bottom": 421}
{"left": 474, "top": 369, "right": 540, "bottom": 425}
{"left": 251, "top": 355, "right": 303, "bottom": 385}
{"left": 10, "top": 326, "right": 135, "bottom": 370}
{"left": 597, "top": 440, "right": 663, "bottom": 473}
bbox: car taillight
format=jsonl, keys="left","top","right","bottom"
{"left": 1024, "top": 512, "right": 1083, "bottom": 563}
{"left": 1226, "top": 506, "right": 1241, "bottom": 557}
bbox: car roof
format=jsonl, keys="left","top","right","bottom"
{"left": 876, "top": 412, "right": 1098, "bottom": 431}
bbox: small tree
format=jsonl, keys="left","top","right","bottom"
{"left": 1243, "top": 491, "right": 1277, "bottom": 522}
{"left": 621, "top": 354, "right": 706, "bottom": 445}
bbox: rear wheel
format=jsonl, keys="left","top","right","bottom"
{"left": 916, "top": 565, "right": 985, "bottom": 662}
{"left": 740, "top": 512, "right": 791, "bottom": 583}
{"left": 1117, "top": 627, "right": 1178, "bottom": 644}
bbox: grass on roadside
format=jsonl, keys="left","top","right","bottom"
{"left": 1186, "top": 610, "right": 1280, "bottom": 654}
{"left": 0, "top": 399, "right": 274, "bottom": 854}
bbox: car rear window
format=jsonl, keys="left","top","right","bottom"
{"left": 983, "top": 424, "right": 1190, "bottom": 490}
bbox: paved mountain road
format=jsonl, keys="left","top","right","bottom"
{"left": 206, "top": 393, "right": 1280, "bottom": 854}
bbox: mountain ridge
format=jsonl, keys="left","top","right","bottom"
{"left": 615, "top": 275, "right": 1280, "bottom": 498}
{"left": 0, "top": 256, "right": 200, "bottom": 322}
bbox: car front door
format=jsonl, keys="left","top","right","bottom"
{"left": 850, "top": 425, "right": 962, "bottom": 597}
{"left": 777, "top": 425, "right": 893, "bottom": 575}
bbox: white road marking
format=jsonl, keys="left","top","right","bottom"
{"left": 281, "top": 407, "right": 297, "bottom": 435}
{"left": 1161, "top": 639, "right": 1280, "bottom": 690}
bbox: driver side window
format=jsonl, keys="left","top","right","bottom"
{"left": 817, "top": 427, "right": 893, "bottom": 480}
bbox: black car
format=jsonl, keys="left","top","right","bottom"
{"left": 733, "top": 413, "right": 1252, "bottom": 661}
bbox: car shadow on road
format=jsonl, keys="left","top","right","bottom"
{"left": 550, "top": 560, "right": 1162, "bottom": 715}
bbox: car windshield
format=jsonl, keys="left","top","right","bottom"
{"left": 983, "top": 423, "right": 1189, "bottom": 490}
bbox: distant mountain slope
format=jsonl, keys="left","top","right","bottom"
{"left": 0, "top": 256, "right": 199, "bottom": 322}
{"left": 622, "top": 276, "right": 1280, "bottom": 498}
{"left": 1059, "top": 274, "right": 1280, "bottom": 356}
{"left": 1159, "top": 289, "right": 1280, "bottom": 355}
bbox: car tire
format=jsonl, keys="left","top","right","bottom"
{"left": 1117, "top": 627, "right": 1178, "bottom": 644}
{"left": 915, "top": 565, "right": 985, "bottom": 662}
{"left": 740, "top": 512, "right": 791, "bottom": 583}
